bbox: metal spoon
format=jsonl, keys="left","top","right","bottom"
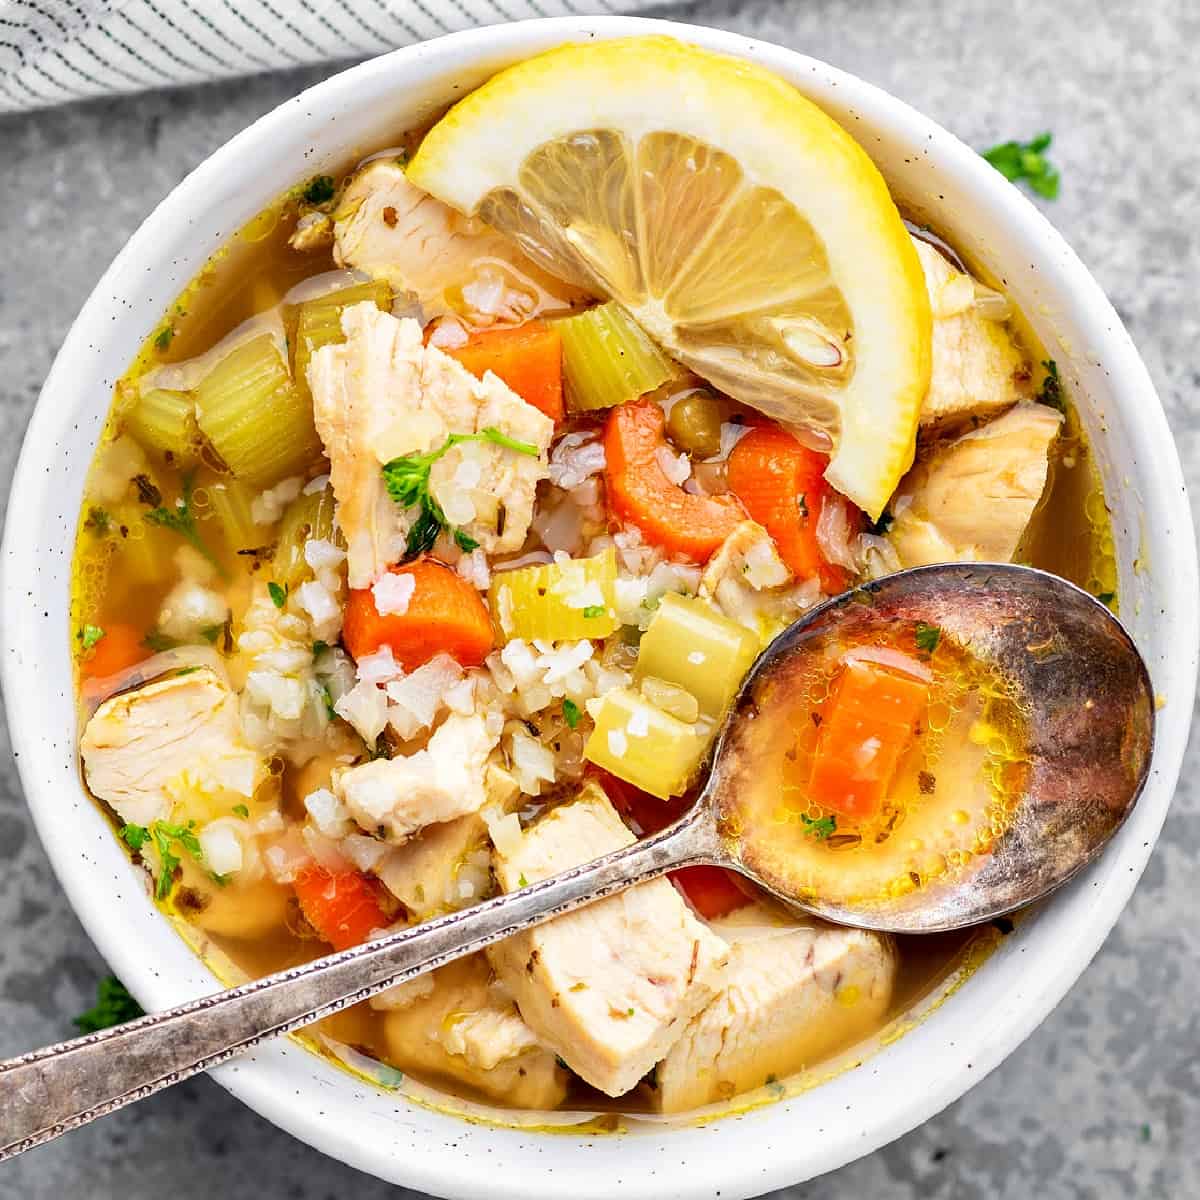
{"left": 0, "top": 563, "right": 1154, "bottom": 1158}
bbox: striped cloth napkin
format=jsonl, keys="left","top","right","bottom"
{"left": 0, "top": 0, "right": 654, "bottom": 114}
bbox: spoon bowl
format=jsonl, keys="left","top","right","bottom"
{"left": 705, "top": 563, "right": 1156, "bottom": 932}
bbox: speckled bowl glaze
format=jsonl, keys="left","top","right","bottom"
{"left": 2, "top": 16, "right": 1196, "bottom": 1199}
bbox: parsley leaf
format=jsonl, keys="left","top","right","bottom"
{"left": 267, "top": 581, "right": 288, "bottom": 609}
{"left": 312, "top": 640, "right": 330, "bottom": 657}
{"left": 518, "top": 874, "right": 530, "bottom": 888}
{"left": 801, "top": 813, "right": 837, "bottom": 840}
{"left": 84, "top": 506, "right": 111, "bottom": 536}
{"left": 142, "top": 629, "right": 178, "bottom": 652}
{"left": 74, "top": 975, "right": 143, "bottom": 1033}
{"left": 148, "top": 820, "right": 207, "bottom": 901}
{"left": 79, "top": 624, "right": 105, "bottom": 651}
{"left": 1095, "top": 591, "right": 1115, "bottom": 606}
{"left": 582, "top": 605, "right": 606, "bottom": 619}
{"left": 144, "top": 473, "right": 227, "bottom": 579}
{"left": 981, "top": 132, "right": 1061, "bottom": 199}
{"left": 915, "top": 622, "right": 942, "bottom": 655}
{"left": 232, "top": 804, "right": 250, "bottom": 819}
{"left": 1036, "top": 359, "right": 1066, "bottom": 411}
{"left": 119, "top": 823, "right": 149, "bottom": 852}
{"left": 562, "top": 698, "right": 582, "bottom": 730}
{"left": 383, "top": 428, "right": 540, "bottom": 560}
{"left": 301, "top": 174, "right": 336, "bottom": 205}
{"left": 153, "top": 325, "right": 175, "bottom": 352}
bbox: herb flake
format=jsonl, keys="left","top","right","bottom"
{"left": 144, "top": 473, "right": 226, "bottom": 579}
{"left": 267, "top": 581, "right": 288, "bottom": 609}
{"left": 74, "top": 975, "right": 143, "bottom": 1034}
{"left": 915, "top": 622, "right": 942, "bottom": 655}
{"left": 79, "top": 624, "right": 106, "bottom": 651}
{"left": 582, "top": 605, "right": 605, "bottom": 619}
{"left": 301, "top": 174, "right": 336, "bottom": 205}
{"left": 801, "top": 813, "right": 837, "bottom": 840}
{"left": 981, "top": 132, "right": 1061, "bottom": 199}
{"left": 1036, "top": 358, "right": 1066, "bottom": 411}
{"left": 562, "top": 698, "right": 582, "bottom": 730}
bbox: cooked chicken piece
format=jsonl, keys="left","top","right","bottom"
{"left": 334, "top": 712, "right": 500, "bottom": 845}
{"left": 912, "top": 237, "right": 1030, "bottom": 431}
{"left": 308, "top": 304, "right": 553, "bottom": 588}
{"left": 332, "top": 160, "right": 587, "bottom": 323}
{"left": 700, "top": 520, "right": 810, "bottom": 642}
{"left": 81, "top": 667, "right": 265, "bottom": 828}
{"left": 488, "top": 784, "right": 729, "bottom": 1097}
{"left": 654, "top": 906, "right": 896, "bottom": 1112}
{"left": 379, "top": 954, "right": 568, "bottom": 1110}
{"left": 376, "top": 762, "right": 520, "bottom": 919}
{"left": 288, "top": 211, "right": 333, "bottom": 252}
{"left": 889, "top": 403, "right": 1063, "bottom": 567}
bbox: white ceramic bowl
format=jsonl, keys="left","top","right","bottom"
{"left": 3, "top": 15, "right": 1196, "bottom": 1199}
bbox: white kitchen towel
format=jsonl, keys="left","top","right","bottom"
{"left": 0, "top": 0, "right": 657, "bottom": 114}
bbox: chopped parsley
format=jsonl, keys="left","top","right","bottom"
{"left": 74, "top": 975, "right": 143, "bottom": 1033}
{"left": 142, "top": 629, "right": 178, "bottom": 652}
{"left": 981, "top": 132, "right": 1061, "bottom": 199}
{"left": 800, "top": 813, "right": 837, "bottom": 840}
{"left": 562, "top": 698, "right": 582, "bottom": 729}
{"left": 79, "top": 624, "right": 106, "bottom": 651}
{"left": 1036, "top": 358, "right": 1066, "bottom": 411}
{"left": 1095, "top": 591, "right": 1115, "bottom": 606}
{"left": 301, "top": 174, "right": 336, "bottom": 205}
{"left": 232, "top": 804, "right": 250, "bottom": 819}
{"left": 518, "top": 874, "right": 530, "bottom": 888}
{"left": 83, "top": 506, "right": 111, "bottom": 535}
{"left": 382, "top": 428, "right": 539, "bottom": 560}
{"left": 122, "top": 820, "right": 205, "bottom": 900}
{"left": 267, "top": 581, "right": 288, "bottom": 609}
{"left": 312, "top": 640, "right": 330, "bottom": 657}
{"left": 453, "top": 528, "right": 480, "bottom": 553}
{"left": 915, "top": 621, "right": 942, "bottom": 655}
{"left": 582, "top": 605, "right": 606, "bottom": 619}
{"left": 143, "top": 473, "right": 227, "bottom": 578}
{"left": 321, "top": 684, "right": 337, "bottom": 721}
{"left": 153, "top": 325, "right": 175, "bottom": 352}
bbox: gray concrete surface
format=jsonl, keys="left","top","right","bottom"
{"left": 1, "top": 0, "right": 1197, "bottom": 1196}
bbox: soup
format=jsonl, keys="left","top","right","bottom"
{"left": 69, "top": 37, "right": 1115, "bottom": 1121}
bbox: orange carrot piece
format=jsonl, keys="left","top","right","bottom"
{"left": 342, "top": 558, "right": 494, "bottom": 669}
{"left": 726, "top": 424, "right": 852, "bottom": 594}
{"left": 293, "top": 864, "right": 392, "bottom": 951}
{"left": 446, "top": 321, "right": 564, "bottom": 422}
{"left": 81, "top": 623, "right": 149, "bottom": 680}
{"left": 604, "top": 399, "right": 744, "bottom": 562}
{"left": 808, "top": 656, "right": 930, "bottom": 819}
{"left": 594, "top": 767, "right": 751, "bottom": 918}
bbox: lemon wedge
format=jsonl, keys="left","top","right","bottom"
{"left": 408, "top": 36, "right": 931, "bottom": 517}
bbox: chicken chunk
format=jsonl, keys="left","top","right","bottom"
{"left": 308, "top": 304, "right": 553, "bottom": 588}
{"left": 81, "top": 667, "right": 265, "bottom": 828}
{"left": 700, "top": 520, "right": 811, "bottom": 642}
{"left": 378, "top": 954, "right": 568, "bottom": 1110}
{"left": 913, "top": 237, "right": 1030, "bottom": 431}
{"left": 334, "top": 712, "right": 500, "bottom": 844}
{"left": 655, "top": 906, "right": 896, "bottom": 1112}
{"left": 332, "top": 160, "right": 587, "bottom": 324}
{"left": 889, "top": 403, "right": 1063, "bottom": 567}
{"left": 376, "top": 762, "right": 520, "bottom": 919}
{"left": 488, "top": 785, "right": 729, "bottom": 1097}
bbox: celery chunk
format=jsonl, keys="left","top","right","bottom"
{"left": 275, "top": 482, "right": 339, "bottom": 590}
{"left": 557, "top": 301, "right": 675, "bottom": 411}
{"left": 634, "top": 593, "right": 759, "bottom": 718}
{"left": 203, "top": 477, "right": 265, "bottom": 554}
{"left": 123, "top": 387, "right": 198, "bottom": 466}
{"left": 293, "top": 282, "right": 391, "bottom": 401}
{"left": 583, "top": 686, "right": 710, "bottom": 799}
{"left": 194, "top": 333, "right": 323, "bottom": 486}
{"left": 489, "top": 549, "right": 619, "bottom": 643}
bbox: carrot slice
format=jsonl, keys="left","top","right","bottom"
{"left": 594, "top": 767, "right": 751, "bottom": 919}
{"left": 293, "top": 864, "right": 392, "bottom": 951}
{"left": 808, "top": 655, "right": 929, "bottom": 819}
{"left": 604, "top": 399, "right": 743, "bottom": 562}
{"left": 446, "top": 321, "right": 564, "bottom": 421}
{"left": 81, "top": 623, "right": 149, "bottom": 680}
{"left": 726, "top": 424, "right": 852, "bottom": 593}
{"left": 342, "top": 558, "right": 494, "bottom": 669}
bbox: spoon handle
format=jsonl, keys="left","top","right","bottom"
{"left": 0, "top": 813, "right": 717, "bottom": 1159}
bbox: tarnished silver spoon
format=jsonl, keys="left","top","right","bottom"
{"left": 0, "top": 563, "right": 1154, "bottom": 1158}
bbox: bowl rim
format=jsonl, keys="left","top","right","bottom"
{"left": 3, "top": 14, "right": 1196, "bottom": 1199}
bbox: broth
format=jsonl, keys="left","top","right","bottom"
{"left": 69, "top": 118, "right": 1115, "bottom": 1123}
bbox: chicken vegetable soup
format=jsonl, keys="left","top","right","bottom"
{"left": 70, "top": 38, "right": 1115, "bottom": 1121}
